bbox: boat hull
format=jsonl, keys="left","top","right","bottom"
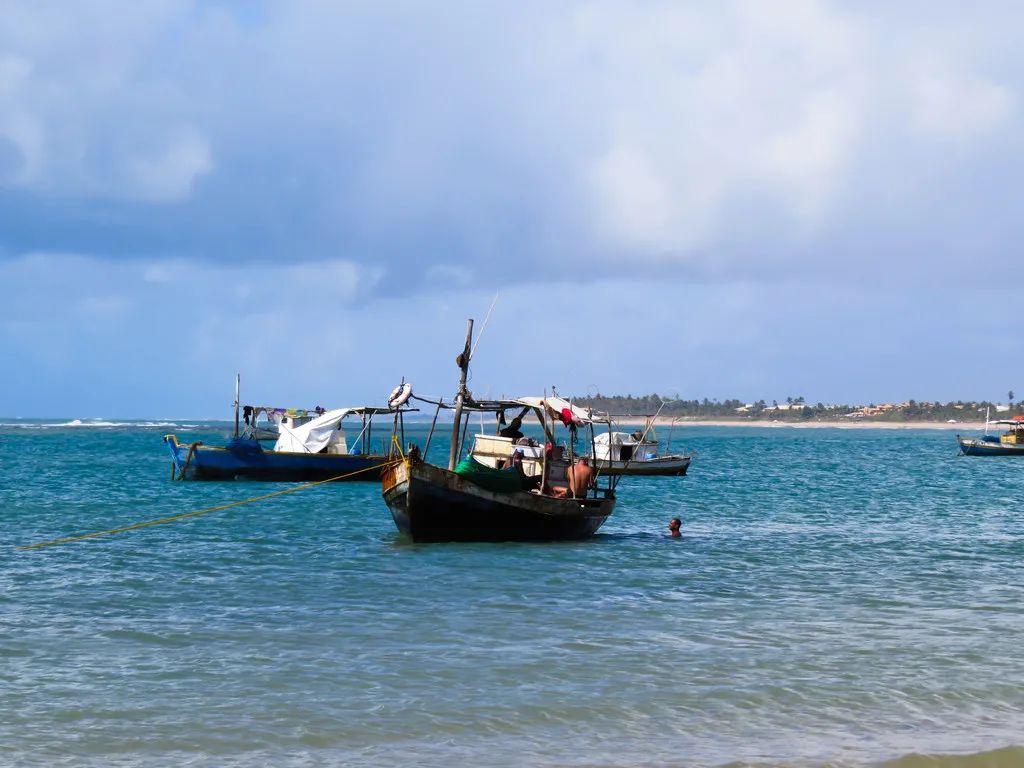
{"left": 957, "top": 437, "right": 1024, "bottom": 457}
{"left": 593, "top": 454, "right": 692, "bottom": 476}
{"left": 164, "top": 435, "right": 390, "bottom": 481}
{"left": 382, "top": 459, "right": 615, "bottom": 542}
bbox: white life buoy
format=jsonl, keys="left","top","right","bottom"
{"left": 388, "top": 382, "right": 413, "bottom": 409}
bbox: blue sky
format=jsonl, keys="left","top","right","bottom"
{"left": 1, "top": 1, "right": 1021, "bottom": 417}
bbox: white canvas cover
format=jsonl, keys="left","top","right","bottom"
{"left": 274, "top": 408, "right": 352, "bottom": 453}
{"left": 515, "top": 396, "right": 607, "bottom": 424}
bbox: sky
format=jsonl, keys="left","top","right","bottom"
{"left": 1, "top": 0, "right": 1022, "bottom": 417}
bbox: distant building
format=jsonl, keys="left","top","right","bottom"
{"left": 847, "top": 406, "right": 885, "bottom": 417}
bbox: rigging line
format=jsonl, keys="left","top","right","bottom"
{"left": 469, "top": 292, "right": 499, "bottom": 361}
{"left": 18, "top": 460, "right": 400, "bottom": 552}
{"left": 409, "top": 393, "right": 447, "bottom": 407}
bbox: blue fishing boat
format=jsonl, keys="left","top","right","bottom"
{"left": 957, "top": 416, "right": 1024, "bottom": 456}
{"left": 165, "top": 404, "right": 411, "bottom": 481}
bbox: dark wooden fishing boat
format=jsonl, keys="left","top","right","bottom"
{"left": 382, "top": 455, "right": 614, "bottom": 542}
{"left": 381, "top": 319, "right": 617, "bottom": 542}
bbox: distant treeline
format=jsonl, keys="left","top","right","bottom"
{"left": 572, "top": 394, "right": 1021, "bottom": 422}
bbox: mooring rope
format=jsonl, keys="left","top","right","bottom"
{"left": 18, "top": 460, "right": 401, "bottom": 552}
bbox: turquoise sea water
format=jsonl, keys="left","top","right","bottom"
{"left": 2, "top": 421, "right": 1023, "bottom": 767}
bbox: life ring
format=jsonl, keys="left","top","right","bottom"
{"left": 388, "top": 382, "right": 413, "bottom": 409}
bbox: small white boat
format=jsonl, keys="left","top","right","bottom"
{"left": 591, "top": 430, "right": 693, "bottom": 476}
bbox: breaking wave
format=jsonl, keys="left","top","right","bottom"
{"left": 0, "top": 419, "right": 203, "bottom": 429}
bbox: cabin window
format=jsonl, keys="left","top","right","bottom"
{"left": 620, "top": 445, "right": 634, "bottom": 461}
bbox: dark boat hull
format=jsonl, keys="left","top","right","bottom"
{"left": 164, "top": 434, "right": 390, "bottom": 481}
{"left": 958, "top": 436, "right": 1024, "bottom": 456}
{"left": 382, "top": 459, "right": 615, "bottom": 542}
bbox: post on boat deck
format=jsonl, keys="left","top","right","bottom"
{"left": 448, "top": 319, "right": 474, "bottom": 471}
{"left": 423, "top": 398, "right": 443, "bottom": 460}
{"left": 589, "top": 419, "right": 598, "bottom": 499}
{"left": 234, "top": 373, "right": 240, "bottom": 439}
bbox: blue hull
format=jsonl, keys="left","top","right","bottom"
{"left": 957, "top": 436, "right": 1024, "bottom": 457}
{"left": 165, "top": 435, "right": 390, "bottom": 481}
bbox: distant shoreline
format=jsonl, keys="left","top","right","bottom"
{"left": 613, "top": 418, "right": 987, "bottom": 430}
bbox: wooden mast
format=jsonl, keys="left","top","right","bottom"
{"left": 448, "top": 319, "right": 475, "bottom": 470}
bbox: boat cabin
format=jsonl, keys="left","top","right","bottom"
{"left": 458, "top": 395, "right": 619, "bottom": 498}
{"left": 996, "top": 417, "right": 1024, "bottom": 444}
{"left": 257, "top": 406, "right": 402, "bottom": 455}
{"left": 593, "top": 431, "right": 659, "bottom": 463}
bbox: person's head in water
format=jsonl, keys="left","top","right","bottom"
{"left": 668, "top": 518, "right": 682, "bottom": 537}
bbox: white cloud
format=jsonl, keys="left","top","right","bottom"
{"left": 0, "top": 2, "right": 211, "bottom": 201}
{"left": 125, "top": 128, "right": 213, "bottom": 202}
{"left": 0, "top": 1, "right": 1021, "bottom": 284}
{"left": 760, "top": 88, "right": 862, "bottom": 223}
{"left": 425, "top": 264, "right": 474, "bottom": 288}
{"left": 578, "top": 1, "right": 871, "bottom": 256}
{"left": 77, "top": 295, "right": 132, "bottom": 318}
{"left": 908, "top": 63, "right": 1014, "bottom": 141}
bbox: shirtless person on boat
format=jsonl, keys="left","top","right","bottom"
{"left": 550, "top": 457, "right": 594, "bottom": 499}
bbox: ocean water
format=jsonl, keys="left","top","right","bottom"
{"left": 2, "top": 421, "right": 1023, "bottom": 767}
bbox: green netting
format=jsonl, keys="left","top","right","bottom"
{"left": 454, "top": 455, "right": 523, "bottom": 493}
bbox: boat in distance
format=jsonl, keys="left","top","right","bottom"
{"left": 958, "top": 416, "right": 1024, "bottom": 456}
{"left": 381, "top": 319, "right": 617, "bottom": 542}
{"left": 590, "top": 426, "right": 694, "bottom": 476}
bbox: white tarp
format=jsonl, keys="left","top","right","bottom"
{"left": 274, "top": 408, "right": 352, "bottom": 453}
{"left": 515, "top": 396, "right": 608, "bottom": 425}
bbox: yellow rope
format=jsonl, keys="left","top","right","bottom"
{"left": 18, "top": 460, "right": 401, "bottom": 552}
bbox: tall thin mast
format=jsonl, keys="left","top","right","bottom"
{"left": 234, "top": 373, "right": 241, "bottom": 439}
{"left": 448, "top": 319, "right": 475, "bottom": 470}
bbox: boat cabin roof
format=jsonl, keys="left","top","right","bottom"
{"left": 452, "top": 395, "right": 610, "bottom": 424}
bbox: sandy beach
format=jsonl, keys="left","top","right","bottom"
{"left": 613, "top": 418, "right": 986, "bottom": 430}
